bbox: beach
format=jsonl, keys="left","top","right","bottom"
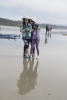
{"left": 0, "top": 27, "right": 67, "bottom": 100}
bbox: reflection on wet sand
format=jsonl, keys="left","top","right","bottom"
{"left": 1, "top": 27, "right": 67, "bottom": 100}
{"left": 17, "top": 58, "right": 39, "bottom": 95}
{"left": 45, "top": 33, "right": 48, "bottom": 44}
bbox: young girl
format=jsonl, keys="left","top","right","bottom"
{"left": 30, "top": 24, "right": 40, "bottom": 59}
{"left": 20, "top": 18, "right": 32, "bottom": 58}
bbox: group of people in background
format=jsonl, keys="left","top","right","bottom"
{"left": 20, "top": 18, "right": 40, "bottom": 60}
{"left": 45, "top": 25, "right": 52, "bottom": 44}
{"left": 46, "top": 25, "right": 52, "bottom": 38}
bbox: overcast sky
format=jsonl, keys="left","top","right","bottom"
{"left": 0, "top": 0, "right": 67, "bottom": 25}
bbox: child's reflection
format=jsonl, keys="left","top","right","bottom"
{"left": 17, "top": 58, "right": 39, "bottom": 95}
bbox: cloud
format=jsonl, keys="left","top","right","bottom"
{"left": 0, "top": 0, "right": 67, "bottom": 14}
{"left": 0, "top": 0, "right": 67, "bottom": 12}
{"left": 0, "top": 0, "right": 67, "bottom": 25}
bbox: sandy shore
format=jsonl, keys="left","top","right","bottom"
{"left": 0, "top": 29, "right": 67, "bottom": 100}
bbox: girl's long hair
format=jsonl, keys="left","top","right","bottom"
{"left": 22, "top": 18, "right": 26, "bottom": 28}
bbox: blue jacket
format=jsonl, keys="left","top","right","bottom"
{"left": 20, "top": 23, "right": 32, "bottom": 39}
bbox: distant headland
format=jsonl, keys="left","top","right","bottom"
{"left": 0, "top": 17, "right": 67, "bottom": 29}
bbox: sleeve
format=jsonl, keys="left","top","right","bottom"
{"left": 20, "top": 26, "right": 25, "bottom": 33}
{"left": 20, "top": 26, "right": 23, "bottom": 31}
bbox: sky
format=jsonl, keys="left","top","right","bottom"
{"left": 0, "top": 0, "right": 67, "bottom": 25}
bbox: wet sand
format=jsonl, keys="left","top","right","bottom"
{"left": 0, "top": 29, "right": 67, "bottom": 100}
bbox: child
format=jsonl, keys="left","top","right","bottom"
{"left": 20, "top": 18, "right": 32, "bottom": 58}
{"left": 28, "top": 19, "right": 36, "bottom": 54}
{"left": 30, "top": 24, "right": 40, "bottom": 59}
